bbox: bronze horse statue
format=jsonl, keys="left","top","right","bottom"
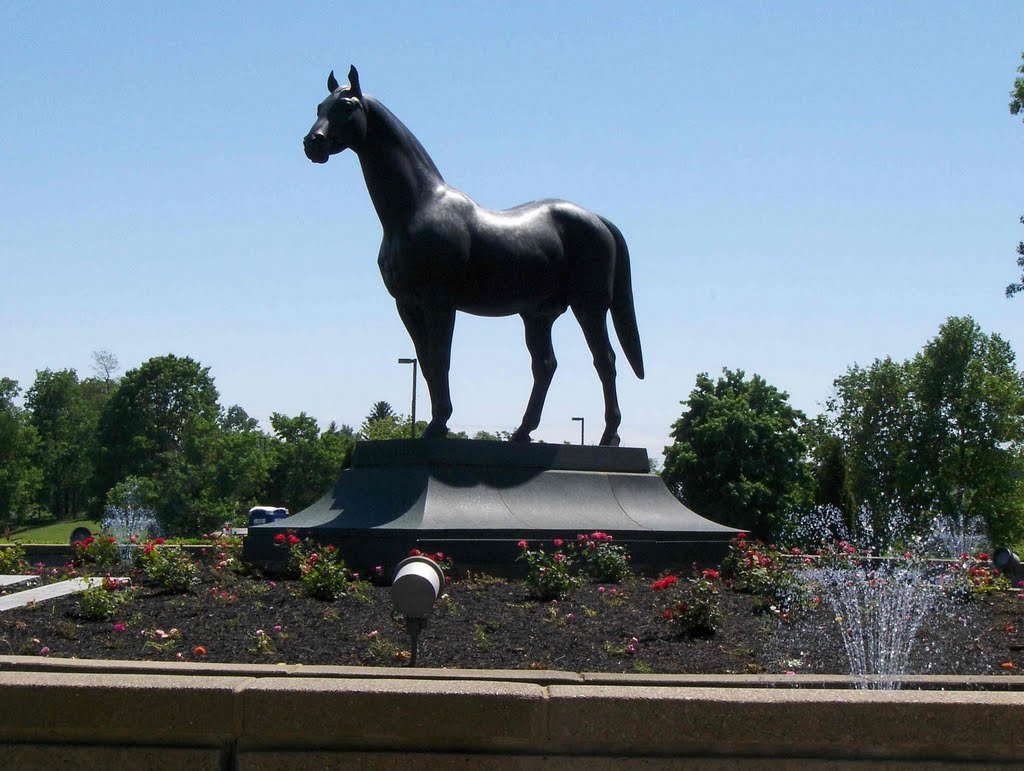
{"left": 303, "top": 66, "right": 644, "bottom": 446}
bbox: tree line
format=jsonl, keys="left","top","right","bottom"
{"left": 0, "top": 354, "right": 506, "bottom": 535}
{"left": 3, "top": 315, "right": 1022, "bottom": 544}
{"left": 662, "top": 316, "right": 1024, "bottom": 547}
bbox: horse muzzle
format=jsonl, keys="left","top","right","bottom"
{"left": 303, "top": 133, "right": 332, "bottom": 164}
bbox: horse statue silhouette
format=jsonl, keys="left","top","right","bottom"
{"left": 303, "top": 66, "right": 644, "bottom": 446}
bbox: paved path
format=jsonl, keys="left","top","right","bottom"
{"left": 0, "top": 577, "right": 129, "bottom": 612}
{"left": 0, "top": 575, "right": 40, "bottom": 589}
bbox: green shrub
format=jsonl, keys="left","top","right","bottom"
{"left": 516, "top": 539, "right": 576, "bottom": 600}
{"left": 570, "top": 531, "right": 632, "bottom": 583}
{"left": 136, "top": 541, "right": 198, "bottom": 593}
{"left": 0, "top": 542, "right": 29, "bottom": 574}
{"left": 78, "top": 578, "right": 134, "bottom": 621}
{"left": 72, "top": 535, "right": 121, "bottom": 570}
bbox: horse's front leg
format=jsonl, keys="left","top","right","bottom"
{"left": 418, "top": 302, "right": 456, "bottom": 439}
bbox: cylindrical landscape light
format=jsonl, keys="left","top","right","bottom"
{"left": 993, "top": 547, "right": 1022, "bottom": 577}
{"left": 391, "top": 554, "right": 445, "bottom": 665}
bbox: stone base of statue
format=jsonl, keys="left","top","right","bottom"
{"left": 241, "top": 439, "right": 737, "bottom": 575}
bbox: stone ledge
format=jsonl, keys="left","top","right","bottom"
{"left": 0, "top": 658, "right": 1022, "bottom": 765}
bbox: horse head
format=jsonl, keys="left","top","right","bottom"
{"left": 303, "top": 65, "right": 367, "bottom": 163}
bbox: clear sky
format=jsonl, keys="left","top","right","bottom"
{"left": 3, "top": 1, "right": 1022, "bottom": 463}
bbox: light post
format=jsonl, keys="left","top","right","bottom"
{"left": 398, "top": 358, "right": 418, "bottom": 438}
{"left": 571, "top": 416, "right": 584, "bottom": 445}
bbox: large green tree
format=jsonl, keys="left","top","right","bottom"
{"left": 94, "top": 354, "right": 222, "bottom": 532}
{"left": 0, "top": 379, "right": 41, "bottom": 524}
{"left": 826, "top": 356, "right": 919, "bottom": 523}
{"left": 662, "top": 369, "right": 812, "bottom": 537}
{"left": 25, "top": 369, "right": 102, "bottom": 518}
{"left": 823, "top": 317, "right": 1024, "bottom": 544}
{"left": 912, "top": 317, "right": 1024, "bottom": 542}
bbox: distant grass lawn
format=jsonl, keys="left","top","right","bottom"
{"left": 7, "top": 517, "right": 102, "bottom": 544}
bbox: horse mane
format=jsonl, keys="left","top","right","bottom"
{"left": 365, "top": 96, "right": 445, "bottom": 183}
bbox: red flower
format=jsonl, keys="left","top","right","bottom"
{"left": 193, "top": 645, "right": 207, "bottom": 656}
{"left": 153, "top": 537, "right": 166, "bottom": 545}
{"left": 144, "top": 543, "right": 154, "bottom": 555}
{"left": 435, "top": 552, "right": 444, "bottom": 561}
{"left": 651, "top": 575, "right": 678, "bottom": 591}
{"left": 287, "top": 534, "right": 300, "bottom": 545}
{"left": 552, "top": 538, "right": 564, "bottom": 547}
{"left": 517, "top": 540, "right": 529, "bottom": 549}
{"left": 326, "top": 544, "right": 336, "bottom": 552}
{"left": 273, "top": 533, "right": 286, "bottom": 543}
{"left": 977, "top": 552, "right": 990, "bottom": 561}
{"left": 409, "top": 548, "right": 421, "bottom": 556}
{"left": 662, "top": 609, "right": 673, "bottom": 619}
{"left": 702, "top": 568, "right": 720, "bottom": 580}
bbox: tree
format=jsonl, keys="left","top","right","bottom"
{"left": 1010, "top": 52, "right": 1024, "bottom": 121}
{"left": 822, "top": 317, "right": 1024, "bottom": 544}
{"left": 90, "top": 350, "right": 120, "bottom": 393}
{"left": 826, "top": 356, "right": 919, "bottom": 526}
{"left": 266, "top": 414, "right": 355, "bottom": 513}
{"left": 1007, "top": 54, "right": 1024, "bottom": 297}
{"left": 25, "top": 369, "right": 100, "bottom": 518}
{"left": 662, "top": 369, "right": 812, "bottom": 537}
{"left": 94, "top": 355, "right": 221, "bottom": 533}
{"left": 911, "top": 317, "right": 1024, "bottom": 543}
{"left": 0, "top": 379, "right": 41, "bottom": 524}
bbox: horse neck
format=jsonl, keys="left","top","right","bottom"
{"left": 357, "top": 97, "right": 445, "bottom": 230}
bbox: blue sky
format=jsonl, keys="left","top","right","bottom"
{"left": 2, "top": 2, "right": 1022, "bottom": 462}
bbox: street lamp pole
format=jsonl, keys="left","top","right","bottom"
{"left": 398, "top": 358, "right": 417, "bottom": 439}
{"left": 571, "top": 416, "right": 584, "bottom": 446}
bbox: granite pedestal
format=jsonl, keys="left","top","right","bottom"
{"left": 242, "top": 440, "right": 736, "bottom": 574}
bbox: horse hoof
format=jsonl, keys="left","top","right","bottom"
{"left": 421, "top": 422, "right": 449, "bottom": 440}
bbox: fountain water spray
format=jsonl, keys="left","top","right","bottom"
{"left": 782, "top": 505, "right": 984, "bottom": 689}
{"left": 101, "top": 479, "right": 160, "bottom": 564}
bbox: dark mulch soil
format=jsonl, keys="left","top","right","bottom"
{"left": 1, "top": 568, "right": 1021, "bottom": 675}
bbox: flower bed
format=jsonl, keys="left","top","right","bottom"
{"left": 0, "top": 533, "right": 1021, "bottom": 675}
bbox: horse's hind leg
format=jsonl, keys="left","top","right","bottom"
{"left": 511, "top": 312, "right": 560, "bottom": 443}
{"left": 571, "top": 304, "right": 621, "bottom": 446}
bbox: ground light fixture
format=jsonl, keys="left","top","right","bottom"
{"left": 391, "top": 554, "right": 445, "bottom": 665}
{"left": 993, "top": 547, "right": 1022, "bottom": 578}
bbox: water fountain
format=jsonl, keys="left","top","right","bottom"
{"left": 100, "top": 481, "right": 160, "bottom": 564}
{"left": 776, "top": 505, "right": 986, "bottom": 689}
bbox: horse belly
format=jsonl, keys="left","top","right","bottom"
{"left": 457, "top": 236, "right": 566, "bottom": 316}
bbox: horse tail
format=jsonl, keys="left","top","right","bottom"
{"left": 600, "top": 216, "right": 645, "bottom": 380}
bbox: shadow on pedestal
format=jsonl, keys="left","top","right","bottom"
{"left": 242, "top": 440, "right": 737, "bottom": 575}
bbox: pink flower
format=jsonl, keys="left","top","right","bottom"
{"left": 112, "top": 623, "right": 126, "bottom": 632}
{"left": 553, "top": 553, "right": 565, "bottom": 562}
{"left": 517, "top": 540, "right": 529, "bottom": 549}
{"left": 597, "top": 586, "right": 606, "bottom": 593}
{"left": 626, "top": 644, "right": 635, "bottom": 654}
{"left": 552, "top": 538, "right": 564, "bottom": 547}
{"left": 39, "top": 646, "right": 50, "bottom": 656}
{"left": 273, "top": 625, "right": 282, "bottom": 632}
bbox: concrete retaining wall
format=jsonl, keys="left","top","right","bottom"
{"left": 0, "top": 657, "right": 1021, "bottom": 768}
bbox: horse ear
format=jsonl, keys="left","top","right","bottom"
{"left": 348, "top": 65, "right": 363, "bottom": 100}
{"left": 327, "top": 70, "right": 340, "bottom": 93}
